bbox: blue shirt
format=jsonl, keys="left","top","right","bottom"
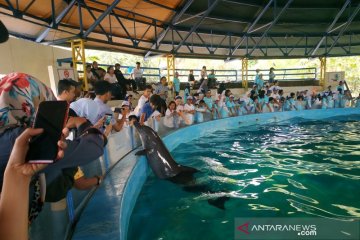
{"left": 140, "top": 102, "right": 154, "bottom": 122}
{"left": 70, "top": 98, "right": 100, "bottom": 125}
{"left": 203, "top": 97, "right": 213, "bottom": 109}
{"left": 173, "top": 78, "right": 180, "bottom": 92}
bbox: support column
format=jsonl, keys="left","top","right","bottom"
{"left": 71, "top": 39, "right": 88, "bottom": 90}
{"left": 166, "top": 54, "right": 175, "bottom": 83}
{"left": 319, "top": 57, "right": 327, "bottom": 89}
{"left": 242, "top": 58, "right": 249, "bottom": 89}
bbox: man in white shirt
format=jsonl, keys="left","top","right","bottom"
{"left": 131, "top": 62, "right": 145, "bottom": 91}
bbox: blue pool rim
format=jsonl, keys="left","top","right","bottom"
{"left": 72, "top": 108, "right": 360, "bottom": 240}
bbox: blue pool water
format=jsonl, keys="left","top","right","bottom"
{"left": 128, "top": 115, "right": 360, "bottom": 240}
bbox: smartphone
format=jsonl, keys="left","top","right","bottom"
{"left": 104, "top": 114, "right": 112, "bottom": 127}
{"left": 26, "top": 101, "right": 69, "bottom": 164}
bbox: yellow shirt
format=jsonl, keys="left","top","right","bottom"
{"left": 74, "top": 167, "right": 84, "bottom": 180}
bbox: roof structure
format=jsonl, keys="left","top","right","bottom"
{"left": 1, "top": 0, "right": 360, "bottom": 60}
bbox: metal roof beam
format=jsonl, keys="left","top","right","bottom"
{"left": 227, "top": 0, "right": 274, "bottom": 58}
{"left": 223, "top": 0, "right": 261, "bottom": 8}
{"left": 112, "top": 12, "right": 137, "bottom": 46}
{"left": 248, "top": 0, "right": 294, "bottom": 56}
{"left": 145, "top": 0, "right": 195, "bottom": 58}
{"left": 310, "top": 0, "right": 350, "bottom": 56}
{"left": 83, "top": 0, "right": 121, "bottom": 38}
{"left": 143, "top": 0, "right": 175, "bottom": 11}
{"left": 173, "top": 0, "right": 221, "bottom": 53}
{"left": 326, "top": 2, "right": 360, "bottom": 54}
{"left": 35, "top": 0, "right": 77, "bottom": 42}
{"left": 174, "top": 11, "right": 206, "bottom": 25}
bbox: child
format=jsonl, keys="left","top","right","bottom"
{"left": 296, "top": 96, "right": 305, "bottom": 111}
{"left": 173, "top": 72, "right": 180, "bottom": 97}
{"left": 184, "top": 96, "right": 195, "bottom": 125}
{"left": 226, "top": 95, "right": 237, "bottom": 116}
{"left": 253, "top": 96, "right": 262, "bottom": 113}
{"left": 288, "top": 92, "right": 297, "bottom": 111}
{"left": 184, "top": 83, "right": 191, "bottom": 100}
{"left": 195, "top": 100, "right": 207, "bottom": 123}
{"left": 326, "top": 91, "right": 334, "bottom": 108}
{"left": 219, "top": 90, "right": 230, "bottom": 118}
{"left": 164, "top": 101, "right": 178, "bottom": 128}
{"left": 154, "top": 76, "right": 169, "bottom": 101}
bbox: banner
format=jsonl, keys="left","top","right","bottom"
{"left": 57, "top": 68, "right": 77, "bottom": 81}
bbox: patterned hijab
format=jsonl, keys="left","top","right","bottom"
{"left": 0, "top": 72, "right": 55, "bottom": 132}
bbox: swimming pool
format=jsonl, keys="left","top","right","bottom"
{"left": 128, "top": 114, "right": 360, "bottom": 240}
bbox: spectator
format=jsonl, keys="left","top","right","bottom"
{"left": 115, "top": 63, "right": 138, "bottom": 95}
{"left": 134, "top": 85, "right": 152, "bottom": 117}
{"left": 104, "top": 66, "right": 118, "bottom": 84}
{"left": 184, "top": 96, "right": 195, "bottom": 125}
{"left": 188, "top": 70, "right": 195, "bottom": 87}
{"left": 130, "top": 62, "right": 144, "bottom": 91}
{"left": 173, "top": 72, "right": 181, "bottom": 97}
{"left": 139, "top": 94, "right": 162, "bottom": 125}
{"left": 269, "top": 67, "right": 275, "bottom": 85}
{"left": 92, "top": 81, "right": 126, "bottom": 132}
{"left": 85, "top": 64, "right": 96, "bottom": 87}
{"left": 0, "top": 128, "right": 67, "bottom": 240}
{"left": 91, "top": 61, "right": 102, "bottom": 81}
{"left": 195, "top": 100, "right": 207, "bottom": 123}
{"left": 57, "top": 79, "right": 81, "bottom": 103}
{"left": 164, "top": 101, "right": 178, "bottom": 128}
{"left": 208, "top": 69, "right": 217, "bottom": 88}
{"left": 154, "top": 76, "right": 169, "bottom": 101}
{"left": 200, "top": 66, "right": 207, "bottom": 82}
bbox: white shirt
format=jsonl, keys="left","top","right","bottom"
{"left": 184, "top": 103, "right": 195, "bottom": 125}
{"left": 164, "top": 109, "right": 177, "bottom": 128}
{"left": 134, "top": 95, "right": 148, "bottom": 116}
{"left": 104, "top": 73, "right": 117, "bottom": 84}
{"left": 86, "top": 71, "right": 94, "bottom": 80}
{"left": 131, "top": 68, "right": 143, "bottom": 79}
{"left": 271, "top": 93, "right": 280, "bottom": 100}
{"left": 176, "top": 104, "right": 184, "bottom": 112}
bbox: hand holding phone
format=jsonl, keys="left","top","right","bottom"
{"left": 26, "top": 101, "right": 69, "bottom": 164}
{"left": 103, "top": 114, "right": 112, "bottom": 127}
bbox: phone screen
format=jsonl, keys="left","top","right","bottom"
{"left": 26, "top": 101, "right": 69, "bottom": 163}
{"left": 104, "top": 114, "right": 112, "bottom": 126}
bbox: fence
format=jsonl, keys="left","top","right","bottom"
{"left": 56, "top": 58, "right": 317, "bottom": 84}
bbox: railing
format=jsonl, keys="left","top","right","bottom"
{"left": 56, "top": 58, "right": 317, "bottom": 84}
{"left": 29, "top": 95, "right": 360, "bottom": 240}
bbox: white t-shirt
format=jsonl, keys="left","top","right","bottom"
{"left": 86, "top": 71, "right": 94, "bottom": 80}
{"left": 134, "top": 95, "right": 148, "bottom": 117}
{"left": 271, "top": 93, "right": 280, "bottom": 100}
{"left": 184, "top": 103, "right": 195, "bottom": 125}
{"left": 104, "top": 73, "right": 117, "bottom": 84}
{"left": 164, "top": 109, "right": 176, "bottom": 128}
{"left": 131, "top": 68, "right": 143, "bottom": 79}
{"left": 176, "top": 104, "right": 184, "bottom": 112}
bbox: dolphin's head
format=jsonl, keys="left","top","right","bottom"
{"left": 129, "top": 115, "right": 153, "bottom": 147}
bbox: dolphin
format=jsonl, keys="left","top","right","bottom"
{"left": 133, "top": 121, "right": 229, "bottom": 209}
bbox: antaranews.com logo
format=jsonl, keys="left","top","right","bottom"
{"left": 235, "top": 218, "right": 359, "bottom": 240}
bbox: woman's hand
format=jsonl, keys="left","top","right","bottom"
{"left": 6, "top": 128, "right": 68, "bottom": 177}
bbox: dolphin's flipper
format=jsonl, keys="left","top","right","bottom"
{"left": 207, "top": 196, "right": 230, "bottom": 210}
{"left": 135, "top": 149, "right": 149, "bottom": 156}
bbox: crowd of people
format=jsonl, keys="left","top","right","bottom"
{"left": 125, "top": 68, "right": 360, "bottom": 130}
